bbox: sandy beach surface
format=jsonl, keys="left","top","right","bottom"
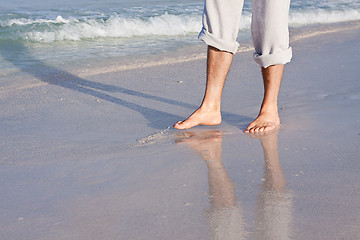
{"left": 1, "top": 23, "right": 360, "bottom": 240}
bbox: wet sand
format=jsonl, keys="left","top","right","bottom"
{"left": 1, "top": 23, "right": 360, "bottom": 239}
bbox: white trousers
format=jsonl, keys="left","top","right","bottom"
{"left": 198, "top": 0, "right": 292, "bottom": 68}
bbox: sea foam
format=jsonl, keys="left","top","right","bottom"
{"left": 0, "top": 7, "right": 360, "bottom": 43}
{"left": 289, "top": 9, "right": 360, "bottom": 26}
{"left": 1, "top": 14, "right": 203, "bottom": 43}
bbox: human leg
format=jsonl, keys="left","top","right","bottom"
{"left": 174, "top": 0, "right": 244, "bottom": 129}
{"left": 173, "top": 46, "right": 233, "bottom": 129}
{"left": 245, "top": 64, "right": 283, "bottom": 132}
{"left": 246, "top": 0, "right": 292, "bottom": 133}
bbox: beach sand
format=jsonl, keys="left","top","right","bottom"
{"left": 1, "top": 23, "right": 360, "bottom": 239}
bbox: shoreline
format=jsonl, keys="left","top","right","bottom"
{"left": 0, "top": 20, "right": 359, "bottom": 113}
{"left": 1, "top": 20, "right": 359, "bottom": 89}
{"left": 73, "top": 20, "right": 360, "bottom": 77}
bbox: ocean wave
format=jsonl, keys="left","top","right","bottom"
{"left": 0, "top": 12, "right": 252, "bottom": 43}
{"left": 289, "top": 8, "right": 360, "bottom": 26}
{"left": 0, "top": 15, "right": 71, "bottom": 26}
{"left": 0, "top": 7, "right": 360, "bottom": 43}
{"left": 0, "top": 13, "right": 203, "bottom": 43}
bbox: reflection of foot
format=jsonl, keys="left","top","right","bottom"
{"left": 176, "top": 130, "right": 238, "bottom": 209}
{"left": 244, "top": 112, "right": 280, "bottom": 133}
{"left": 173, "top": 108, "right": 222, "bottom": 129}
{"left": 245, "top": 124, "right": 280, "bottom": 139}
{"left": 248, "top": 126, "right": 285, "bottom": 190}
{"left": 175, "top": 130, "right": 223, "bottom": 143}
{"left": 175, "top": 130, "right": 223, "bottom": 162}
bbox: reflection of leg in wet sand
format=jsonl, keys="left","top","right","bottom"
{"left": 252, "top": 130, "right": 293, "bottom": 240}
{"left": 176, "top": 131, "right": 246, "bottom": 240}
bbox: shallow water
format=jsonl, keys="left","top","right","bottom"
{"left": 0, "top": 0, "right": 360, "bottom": 78}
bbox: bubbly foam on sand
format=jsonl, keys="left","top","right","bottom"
{"left": 136, "top": 126, "right": 173, "bottom": 146}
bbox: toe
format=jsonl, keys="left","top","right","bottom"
{"left": 173, "top": 121, "right": 185, "bottom": 129}
{"left": 262, "top": 126, "right": 269, "bottom": 132}
{"left": 244, "top": 124, "right": 254, "bottom": 132}
{"left": 249, "top": 127, "right": 257, "bottom": 133}
{"left": 258, "top": 126, "right": 265, "bottom": 132}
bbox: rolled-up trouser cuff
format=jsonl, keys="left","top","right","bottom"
{"left": 198, "top": 28, "right": 239, "bottom": 54}
{"left": 253, "top": 47, "right": 292, "bottom": 68}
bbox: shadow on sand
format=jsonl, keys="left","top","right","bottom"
{"left": 0, "top": 40, "right": 252, "bottom": 130}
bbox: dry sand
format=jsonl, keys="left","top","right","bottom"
{"left": 1, "top": 23, "right": 360, "bottom": 240}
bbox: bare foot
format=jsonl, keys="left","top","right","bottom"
{"left": 245, "top": 124, "right": 280, "bottom": 138}
{"left": 244, "top": 112, "right": 280, "bottom": 133}
{"left": 173, "top": 107, "right": 222, "bottom": 129}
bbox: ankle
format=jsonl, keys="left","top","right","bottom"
{"left": 259, "top": 104, "right": 278, "bottom": 115}
{"left": 200, "top": 102, "right": 221, "bottom": 113}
